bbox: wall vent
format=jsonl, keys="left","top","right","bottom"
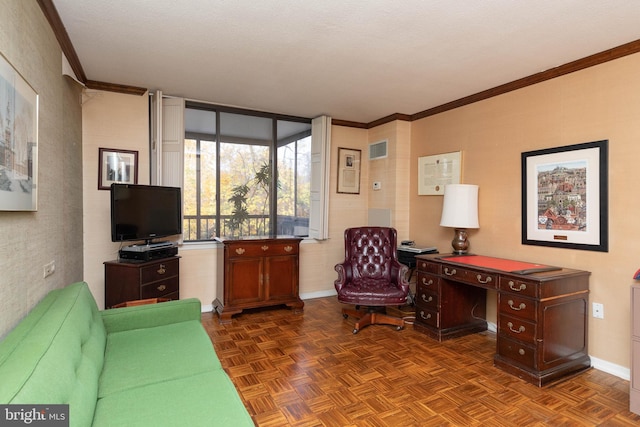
{"left": 369, "top": 140, "right": 388, "bottom": 160}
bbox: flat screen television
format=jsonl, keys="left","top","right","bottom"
{"left": 110, "top": 183, "right": 182, "bottom": 244}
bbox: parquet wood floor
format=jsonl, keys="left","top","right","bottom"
{"left": 202, "top": 297, "right": 640, "bottom": 426}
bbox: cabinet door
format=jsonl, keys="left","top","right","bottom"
{"left": 266, "top": 255, "right": 297, "bottom": 300}
{"left": 227, "top": 257, "right": 263, "bottom": 304}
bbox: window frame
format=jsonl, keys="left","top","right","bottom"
{"left": 184, "top": 101, "right": 312, "bottom": 241}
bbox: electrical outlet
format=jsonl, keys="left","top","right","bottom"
{"left": 43, "top": 261, "right": 56, "bottom": 278}
{"left": 592, "top": 302, "right": 604, "bottom": 319}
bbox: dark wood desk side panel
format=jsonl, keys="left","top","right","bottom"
{"left": 541, "top": 295, "right": 589, "bottom": 366}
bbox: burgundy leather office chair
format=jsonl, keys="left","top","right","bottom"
{"left": 334, "top": 227, "right": 410, "bottom": 334}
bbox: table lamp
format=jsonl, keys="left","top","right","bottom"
{"left": 440, "top": 184, "right": 479, "bottom": 254}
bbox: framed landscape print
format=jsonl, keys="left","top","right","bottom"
{"left": 98, "top": 148, "right": 138, "bottom": 190}
{"left": 521, "top": 140, "right": 608, "bottom": 252}
{"left": 0, "top": 53, "right": 38, "bottom": 211}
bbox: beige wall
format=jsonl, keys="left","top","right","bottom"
{"left": 81, "top": 90, "right": 150, "bottom": 308}
{"left": 368, "top": 121, "right": 412, "bottom": 240}
{"left": 0, "top": 0, "right": 84, "bottom": 339}
{"left": 409, "top": 53, "right": 640, "bottom": 371}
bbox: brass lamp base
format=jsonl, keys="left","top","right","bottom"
{"left": 451, "top": 228, "right": 469, "bottom": 254}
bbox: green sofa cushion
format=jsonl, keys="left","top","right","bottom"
{"left": 100, "top": 298, "right": 202, "bottom": 333}
{"left": 99, "top": 320, "right": 222, "bottom": 397}
{"left": 0, "top": 282, "right": 106, "bottom": 427}
{"left": 93, "top": 370, "right": 254, "bottom": 427}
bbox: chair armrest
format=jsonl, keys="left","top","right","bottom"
{"left": 334, "top": 262, "right": 352, "bottom": 293}
{"left": 391, "top": 262, "right": 411, "bottom": 293}
{"left": 101, "top": 298, "right": 202, "bottom": 333}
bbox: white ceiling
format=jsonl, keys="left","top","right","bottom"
{"left": 52, "top": 0, "right": 640, "bottom": 123}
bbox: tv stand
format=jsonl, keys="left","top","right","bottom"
{"left": 104, "top": 256, "right": 180, "bottom": 308}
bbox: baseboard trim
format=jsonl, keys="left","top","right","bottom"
{"left": 300, "top": 289, "right": 337, "bottom": 300}
{"left": 590, "top": 356, "right": 630, "bottom": 381}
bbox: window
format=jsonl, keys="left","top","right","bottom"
{"left": 183, "top": 103, "right": 312, "bottom": 241}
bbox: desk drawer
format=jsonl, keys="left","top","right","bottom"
{"left": 415, "top": 288, "right": 438, "bottom": 310}
{"left": 499, "top": 277, "right": 538, "bottom": 298}
{"left": 415, "top": 307, "right": 438, "bottom": 328}
{"left": 141, "top": 259, "right": 179, "bottom": 283}
{"left": 141, "top": 277, "right": 179, "bottom": 299}
{"left": 498, "top": 293, "right": 536, "bottom": 322}
{"left": 498, "top": 335, "right": 536, "bottom": 369}
{"left": 498, "top": 314, "right": 536, "bottom": 344}
{"left": 416, "top": 272, "right": 439, "bottom": 290}
{"left": 416, "top": 259, "right": 440, "bottom": 274}
{"left": 441, "top": 266, "right": 497, "bottom": 289}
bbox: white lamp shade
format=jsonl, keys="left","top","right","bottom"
{"left": 440, "top": 184, "right": 479, "bottom": 228}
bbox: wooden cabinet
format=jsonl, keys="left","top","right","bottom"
{"left": 214, "top": 236, "right": 304, "bottom": 323}
{"left": 631, "top": 285, "right": 640, "bottom": 414}
{"left": 414, "top": 254, "right": 590, "bottom": 386}
{"left": 104, "top": 257, "right": 180, "bottom": 308}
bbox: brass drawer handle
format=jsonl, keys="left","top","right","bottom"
{"left": 262, "top": 245, "right": 269, "bottom": 251}
{"left": 508, "top": 281, "right": 526, "bottom": 292}
{"left": 284, "top": 245, "right": 293, "bottom": 252}
{"left": 507, "top": 321, "right": 525, "bottom": 334}
{"left": 421, "top": 294, "right": 433, "bottom": 303}
{"left": 235, "top": 248, "right": 245, "bottom": 255}
{"left": 518, "top": 348, "right": 525, "bottom": 356}
{"left": 508, "top": 300, "right": 526, "bottom": 311}
{"left": 157, "top": 264, "right": 166, "bottom": 275}
{"left": 420, "top": 262, "right": 427, "bottom": 269}
{"left": 444, "top": 268, "right": 456, "bottom": 276}
{"left": 419, "top": 311, "right": 431, "bottom": 320}
{"left": 421, "top": 277, "right": 433, "bottom": 286}
{"left": 476, "top": 274, "right": 492, "bottom": 284}
{"left": 157, "top": 284, "right": 166, "bottom": 292}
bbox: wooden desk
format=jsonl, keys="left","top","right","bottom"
{"left": 413, "top": 254, "right": 591, "bottom": 386}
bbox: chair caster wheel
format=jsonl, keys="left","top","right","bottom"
{"left": 343, "top": 313, "right": 348, "bottom": 319}
{"left": 352, "top": 329, "right": 358, "bottom": 334}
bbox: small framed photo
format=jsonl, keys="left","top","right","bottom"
{"left": 337, "top": 147, "right": 361, "bottom": 194}
{"left": 521, "top": 140, "right": 608, "bottom": 252}
{"left": 98, "top": 148, "right": 138, "bottom": 190}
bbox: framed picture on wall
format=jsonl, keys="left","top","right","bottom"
{"left": 418, "top": 151, "right": 462, "bottom": 195}
{"left": 0, "top": 53, "right": 39, "bottom": 211}
{"left": 98, "top": 148, "right": 138, "bottom": 190}
{"left": 521, "top": 140, "right": 608, "bottom": 252}
{"left": 337, "top": 147, "right": 361, "bottom": 194}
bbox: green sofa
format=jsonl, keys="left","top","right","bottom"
{"left": 0, "top": 282, "right": 254, "bottom": 426}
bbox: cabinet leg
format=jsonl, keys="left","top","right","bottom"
{"left": 212, "top": 299, "right": 242, "bottom": 324}
{"left": 286, "top": 299, "right": 304, "bottom": 314}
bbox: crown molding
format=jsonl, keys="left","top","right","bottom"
{"left": 85, "top": 80, "right": 147, "bottom": 96}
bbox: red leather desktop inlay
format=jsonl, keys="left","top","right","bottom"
{"left": 440, "top": 255, "right": 557, "bottom": 273}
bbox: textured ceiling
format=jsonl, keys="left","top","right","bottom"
{"left": 52, "top": 0, "right": 640, "bottom": 123}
